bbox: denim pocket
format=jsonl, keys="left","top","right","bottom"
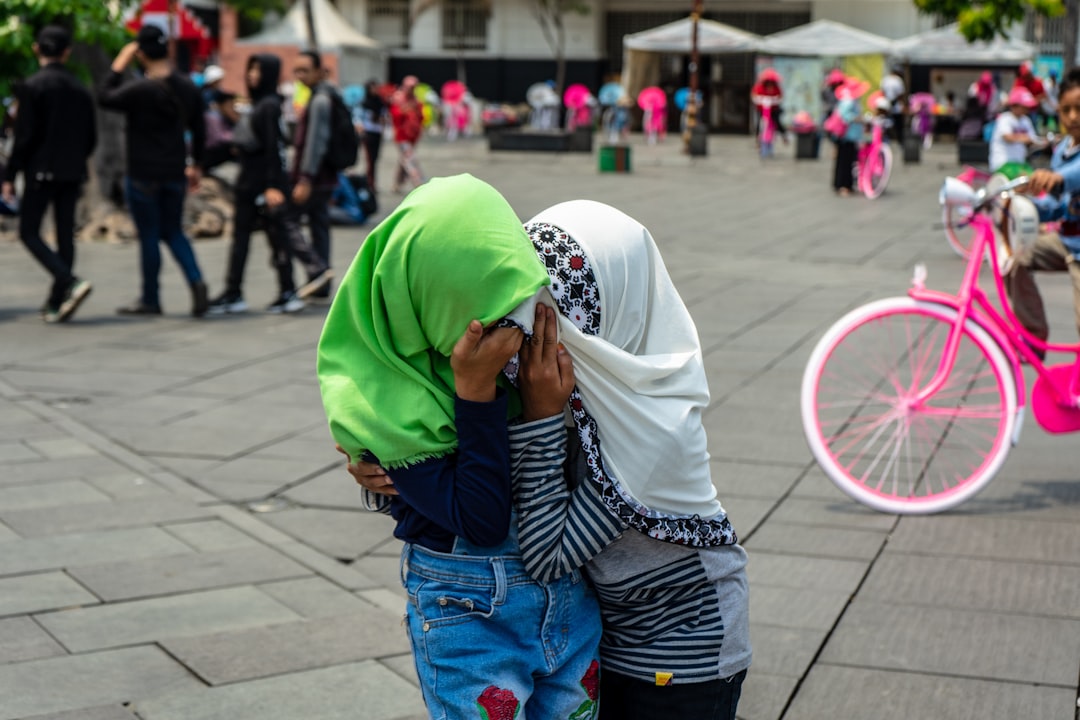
{"left": 410, "top": 577, "right": 495, "bottom": 629}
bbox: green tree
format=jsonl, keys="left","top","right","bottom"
{"left": 914, "top": 0, "right": 1079, "bottom": 76}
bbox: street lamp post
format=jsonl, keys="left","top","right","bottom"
{"left": 683, "top": 0, "right": 705, "bottom": 155}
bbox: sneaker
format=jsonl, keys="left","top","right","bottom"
{"left": 296, "top": 269, "right": 333, "bottom": 300}
{"left": 267, "top": 291, "right": 304, "bottom": 314}
{"left": 41, "top": 302, "right": 61, "bottom": 324}
{"left": 207, "top": 292, "right": 248, "bottom": 315}
{"left": 55, "top": 279, "right": 92, "bottom": 322}
{"left": 191, "top": 280, "right": 209, "bottom": 318}
{"left": 116, "top": 300, "right": 163, "bottom": 316}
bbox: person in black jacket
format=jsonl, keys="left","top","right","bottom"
{"left": 207, "top": 53, "right": 306, "bottom": 315}
{"left": 98, "top": 24, "right": 209, "bottom": 317}
{"left": 1, "top": 26, "right": 96, "bottom": 323}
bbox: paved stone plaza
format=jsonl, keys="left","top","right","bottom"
{"left": 1, "top": 134, "right": 1078, "bottom": 720}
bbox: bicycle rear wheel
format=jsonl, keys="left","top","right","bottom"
{"left": 801, "top": 298, "right": 1017, "bottom": 514}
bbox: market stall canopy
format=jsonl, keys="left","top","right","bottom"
{"left": 239, "top": 0, "right": 381, "bottom": 52}
{"left": 891, "top": 23, "right": 1034, "bottom": 65}
{"left": 624, "top": 17, "right": 762, "bottom": 54}
{"left": 758, "top": 19, "right": 893, "bottom": 57}
{"left": 238, "top": 0, "right": 384, "bottom": 85}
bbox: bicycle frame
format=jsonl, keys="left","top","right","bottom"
{"left": 908, "top": 208, "right": 1080, "bottom": 423}
{"left": 857, "top": 120, "right": 887, "bottom": 196}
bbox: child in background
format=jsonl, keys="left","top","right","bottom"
{"left": 989, "top": 87, "right": 1039, "bottom": 179}
{"left": 830, "top": 77, "right": 868, "bottom": 196}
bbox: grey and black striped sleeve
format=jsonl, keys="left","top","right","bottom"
{"left": 509, "top": 415, "right": 625, "bottom": 584}
{"left": 359, "top": 488, "right": 392, "bottom": 514}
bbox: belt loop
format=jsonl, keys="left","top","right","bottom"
{"left": 400, "top": 544, "right": 412, "bottom": 587}
{"left": 491, "top": 557, "right": 507, "bottom": 605}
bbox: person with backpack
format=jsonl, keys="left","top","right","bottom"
{"left": 288, "top": 50, "right": 348, "bottom": 301}
{"left": 2, "top": 25, "right": 96, "bottom": 323}
{"left": 827, "top": 76, "right": 868, "bottom": 197}
{"left": 98, "top": 24, "right": 209, "bottom": 318}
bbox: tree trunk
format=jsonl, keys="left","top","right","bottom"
{"left": 1065, "top": 0, "right": 1079, "bottom": 71}
{"left": 304, "top": 0, "right": 319, "bottom": 51}
{"left": 554, "top": 19, "right": 566, "bottom": 100}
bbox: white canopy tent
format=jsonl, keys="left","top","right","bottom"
{"left": 239, "top": 0, "right": 385, "bottom": 83}
{"left": 622, "top": 18, "right": 762, "bottom": 103}
{"left": 890, "top": 23, "right": 1034, "bottom": 66}
{"left": 757, "top": 19, "right": 893, "bottom": 57}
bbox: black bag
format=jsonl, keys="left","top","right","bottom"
{"left": 322, "top": 87, "right": 360, "bottom": 173}
{"left": 347, "top": 173, "right": 378, "bottom": 216}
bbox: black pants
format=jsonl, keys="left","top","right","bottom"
{"left": 287, "top": 187, "right": 332, "bottom": 273}
{"left": 19, "top": 179, "right": 80, "bottom": 306}
{"left": 282, "top": 202, "right": 330, "bottom": 281}
{"left": 891, "top": 112, "right": 905, "bottom": 143}
{"left": 362, "top": 132, "right": 383, "bottom": 191}
{"left": 599, "top": 668, "right": 746, "bottom": 720}
{"left": 834, "top": 140, "right": 858, "bottom": 191}
{"left": 226, "top": 190, "right": 294, "bottom": 297}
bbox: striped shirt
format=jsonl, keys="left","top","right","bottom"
{"left": 509, "top": 415, "right": 751, "bottom": 685}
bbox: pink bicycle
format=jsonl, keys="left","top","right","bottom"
{"left": 943, "top": 165, "right": 993, "bottom": 257}
{"left": 755, "top": 95, "right": 780, "bottom": 159}
{"left": 801, "top": 174, "right": 1078, "bottom": 514}
{"left": 857, "top": 116, "right": 892, "bottom": 199}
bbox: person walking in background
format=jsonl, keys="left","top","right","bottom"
{"left": 880, "top": 65, "right": 906, "bottom": 143}
{"left": 820, "top": 68, "right": 846, "bottom": 126}
{"left": 829, "top": 77, "right": 867, "bottom": 197}
{"left": 208, "top": 53, "right": 308, "bottom": 315}
{"left": 390, "top": 76, "right": 426, "bottom": 193}
{"left": 1, "top": 26, "right": 95, "bottom": 323}
{"left": 287, "top": 50, "right": 336, "bottom": 300}
{"left": 98, "top": 25, "right": 208, "bottom": 318}
{"left": 359, "top": 79, "right": 388, "bottom": 194}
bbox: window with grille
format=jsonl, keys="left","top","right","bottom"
{"left": 369, "top": 0, "right": 410, "bottom": 49}
{"left": 442, "top": 0, "right": 488, "bottom": 50}
{"left": 1025, "top": 11, "right": 1065, "bottom": 53}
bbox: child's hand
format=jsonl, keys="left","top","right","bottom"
{"left": 1025, "top": 169, "right": 1065, "bottom": 195}
{"left": 451, "top": 320, "right": 523, "bottom": 402}
{"left": 336, "top": 444, "right": 397, "bottom": 495}
{"left": 519, "top": 304, "right": 574, "bottom": 422}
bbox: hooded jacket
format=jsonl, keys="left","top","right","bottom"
{"left": 236, "top": 54, "right": 287, "bottom": 195}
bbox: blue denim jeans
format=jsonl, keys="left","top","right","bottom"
{"left": 401, "top": 520, "right": 602, "bottom": 720}
{"left": 125, "top": 177, "right": 203, "bottom": 307}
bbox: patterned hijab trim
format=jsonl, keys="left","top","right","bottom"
{"left": 519, "top": 222, "right": 737, "bottom": 547}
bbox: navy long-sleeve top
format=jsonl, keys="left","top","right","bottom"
{"left": 369, "top": 391, "right": 513, "bottom": 552}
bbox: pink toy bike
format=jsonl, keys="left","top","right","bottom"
{"left": 857, "top": 116, "right": 892, "bottom": 199}
{"left": 755, "top": 95, "right": 780, "bottom": 159}
{"left": 943, "top": 165, "right": 993, "bottom": 257}
{"left": 801, "top": 174, "right": 1079, "bottom": 514}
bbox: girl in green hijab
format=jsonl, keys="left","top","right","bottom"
{"left": 317, "top": 174, "right": 602, "bottom": 720}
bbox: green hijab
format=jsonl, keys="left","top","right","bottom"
{"left": 317, "top": 174, "right": 549, "bottom": 468}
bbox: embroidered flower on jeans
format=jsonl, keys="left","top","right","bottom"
{"left": 476, "top": 685, "right": 520, "bottom": 720}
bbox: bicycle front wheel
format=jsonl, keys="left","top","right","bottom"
{"left": 801, "top": 298, "right": 1017, "bottom": 514}
{"left": 862, "top": 144, "right": 893, "bottom": 199}
{"left": 943, "top": 203, "right": 976, "bottom": 258}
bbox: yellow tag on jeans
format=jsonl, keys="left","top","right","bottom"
{"left": 654, "top": 672, "right": 673, "bottom": 687}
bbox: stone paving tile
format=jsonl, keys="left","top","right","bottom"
{"left": 0, "top": 617, "right": 67, "bottom": 664}
{"left": 0, "top": 479, "right": 110, "bottom": 512}
{"left": 83, "top": 474, "right": 171, "bottom": 500}
{"left": 785, "top": 665, "right": 1075, "bottom": 720}
{"left": 258, "top": 577, "right": 373, "bottom": 618}
{"left": 68, "top": 546, "right": 312, "bottom": 601}
{"left": 0, "top": 520, "right": 17, "bottom": 542}
{"left": 744, "top": 623, "right": 826, "bottom": 678}
{"left": 160, "top": 608, "right": 411, "bottom": 685}
{"left": 822, "top": 600, "right": 1080, "bottom": 686}
{"left": 746, "top": 552, "right": 867, "bottom": 595}
{"left": 22, "top": 437, "right": 99, "bottom": 459}
{"left": 261, "top": 507, "right": 398, "bottom": 560}
{"left": 19, "top": 706, "right": 138, "bottom": 720}
{"left": 0, "top": 646, "right": 202, "bottom": 720}
{"left": 0, "top": 527, "right": 193, "bottom": 576}
{"left": 738, "top": 672, "right": 799, "bottom": 720}
{"left": 67, "top": 393, "right": 224, "bottom": 429}
{"left": 723, "top": 497, "right": 775, "bottom": 535}
{"left": 135, "top": 660, "right": 428, "bottom": 720}
{"left": 36, "top": 586, "right": 301, "bottom": 653}
{"left": 888, "top": 515, "right": 1080, "bottom": 565}
{"left": 0, "top": 441, "right": 42, "bottom": 463}
{"left": 709, "top": 459, "right": 802, "bottom": 499}
{"left": 768, "top": 496, "right": 899, "bottom": 532}
{"left": 1, "top": 368, "right": 190, "bottom": 398}
{"left": 0, "top": 454, "right": 134, "bottom": 487}
{"left": 0, "top": 496, "right": 214, "bottom": 537}
{"left": 283, "top": 468, "right": 374, "bottom": 510}
{"left": 190, "top": 455, "right": 332, "bottom": 501}
{"left": 0, "top": 572, "right": 100, "bottom": 616}
{"left": 860, "top": 552, "right": 1080, "bottom": 619}
{"left": 161, "top": 519, "right": 261, "bottom": 551}
{"left": 744, "top": 522, "right": 887, "bottom": 561}
{"left": 749, "top": 584, "right": 852, "bottom": 632}
{"left": 273, "top": 541, "right": 380, "bottom": 591}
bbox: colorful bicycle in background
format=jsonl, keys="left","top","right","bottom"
{"left": 801, "top": 175, "right": 1080, "bottom": 514}
{"left": 856, "top": 115, "right": 893, "bottom": 199}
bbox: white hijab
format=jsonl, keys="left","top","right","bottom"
{"left": 524, "top": 201, "right": 734, "bottom": 546}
